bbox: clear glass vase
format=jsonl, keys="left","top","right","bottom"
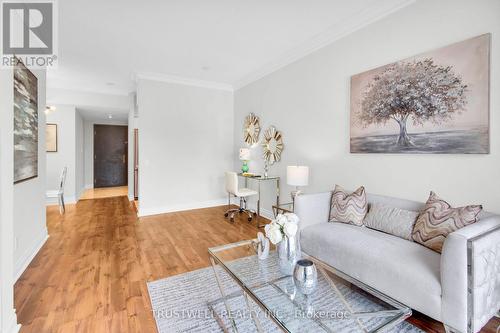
{"left": 277, "top": 233, "right": 301, "bottom": 275}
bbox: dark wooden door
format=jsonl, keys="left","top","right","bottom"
{"left": 94, "top": 125, "right": 128, "bottom": 188}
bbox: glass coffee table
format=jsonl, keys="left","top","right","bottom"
{"left": 208, "top": 239, "right": 411, "bottom": 333}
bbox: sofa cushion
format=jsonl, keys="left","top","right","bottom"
{"left": 329, "top": 185, "right": 367, "bottom": 226}
{"left": 412, "top": 191, "right": 482, "bottom": 253}
{"left": 301, "top": 222, "right": 442, "bottom": 321}
{"left": 363, "top": 203, "right": 419, "bottom": 240}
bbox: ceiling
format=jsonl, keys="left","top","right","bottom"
{"left": 76, "top": 107, "right": 129, "bottom": 122}
{"left": 48, "top": 0, "right": 414, "bottom": 96}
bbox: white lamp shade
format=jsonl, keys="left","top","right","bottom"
{"left": 287, "top": 166, "right": 309, "bottom": 186}
{"left": 239, "top": 148, "right": 251, "bottom": 160}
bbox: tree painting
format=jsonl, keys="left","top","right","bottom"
{"left": 350, "top": 34, "right": 490, "bottom": 154}
{"left": 359, "top": 59, "right": 467, "bottom": 147}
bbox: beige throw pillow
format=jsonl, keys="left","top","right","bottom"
{"left": 329, "top": 185, "right": 367, "bottom": 226}
{"left": 363, "top": 203, "right": 419, "bottom": 240}
{"left": 412, "top": 191, "right": 482, "bottom": 253}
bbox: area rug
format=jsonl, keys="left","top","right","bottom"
{"left": 147, "top": 253, "right": 424, "bottom": 333}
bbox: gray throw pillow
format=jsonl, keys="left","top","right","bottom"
{"left": 363, "top": 203, "right": 419, "bottom": 241}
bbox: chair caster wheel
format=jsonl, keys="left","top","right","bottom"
{"left": 239, "top": 210, "right": 243, "bottom": 214}
{"left": 224, "top": 213, "right": 228, "bottom": 217}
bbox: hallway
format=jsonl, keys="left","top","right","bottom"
{"left": 79, "top": 186, "right": 129, "bottom": 200}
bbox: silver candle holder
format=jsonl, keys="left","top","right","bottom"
{"left": 293, "top": 259, "right": 317, "bottom": 295}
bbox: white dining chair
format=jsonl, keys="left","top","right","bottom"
{"left": 224, "top": 171, "right": 258, "bottom": 223}
{"left": 46, "top": 166, "right": 68, "bottom": 214}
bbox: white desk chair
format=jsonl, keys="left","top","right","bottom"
{"left": 224, "top": 171, "right": 258, "bottom": 223}
{"left": 46, "top": 166, "right": 68, "bottom": 214}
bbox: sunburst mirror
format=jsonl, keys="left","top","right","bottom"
{"left": 262, "top": 126, "right": 284, "bottom": 164}
{"left": 243, "top": 113, "right": 261, "bottom": 146}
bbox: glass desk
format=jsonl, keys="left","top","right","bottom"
{"left": 238, "top": 173, "right": 280, "bottom": 228}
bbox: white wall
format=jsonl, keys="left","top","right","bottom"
{"left": 83, "top": 118, "right": 128, "bottom": 189}
{"left": 13, "top": 68, "right": 49, "bottom": 284}
{"left": 0, "top": 68, "right": 20, "bottom": 333}
{"left": 234, "top": 0, "right": 500, "bottom": 214}
{"left": 46, "top": 105, "right": 78, "bottom": 203}
{"left": 137, "top": 79, "right": 234, "bottom": 216}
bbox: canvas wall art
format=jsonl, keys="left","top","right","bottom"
{"left": 350, "top": 34, "right": 490, "bottom": 154}
{"left": 14, "top": 60, "right": 39, "bottom": 183}
{"left": 46, "top": 123, "right": 58, "bottom": 152}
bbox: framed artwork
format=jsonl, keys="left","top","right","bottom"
{"left": 14, "top": 60, "right": 39, "bottom": 183}
{"left": 46, "top": 123, "right": 58, "bottom": 152}
{"left": 350, "top": 34, "right": 490, "bottom": 154}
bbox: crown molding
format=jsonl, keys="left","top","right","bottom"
{"left": 232, "top": 0, "right": 415, "bottom": 90}
{"left": 47, "top": 85, "right": 131, "bottom": 97}
{"left": 134, "top": 71, "right": 234, "bottom": 92}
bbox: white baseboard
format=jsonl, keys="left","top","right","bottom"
{"left": 230, "top": 197, "right": 275, "bottom": 219}
{"left": 3, "top": 309, "right": 21, "bottom": 333}
{"left": 10, "top": 324, "right": 21, "bottom": 333}
{"left": 138, "top": 198, "right": 228, "bottom": 217}
{"left": 45, "top": 194, "right": 77, "bottom": 206}
{"left": 75, "top": 187, "right": 85, "bottom": 202}
{"left": 217, "top": 197, "right": 274, "bottom": 220}
{"left": 259, "top": 208, "right": 274, "bottom": 220}
{"left": 138, "top": 198, "right": 276, "bottom": 220}
{"left": 246, "top": 204, "right": 274, "bottom": 220}
{"left": 14, "top": 231, "right": 49, "bottom": 281}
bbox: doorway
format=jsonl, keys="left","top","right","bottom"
{"left": 93, "top": 125, "right": 128, "bottom": 188}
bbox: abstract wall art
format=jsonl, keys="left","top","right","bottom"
{"left": 14, "top": 60, "right": 39, "bottom": 183}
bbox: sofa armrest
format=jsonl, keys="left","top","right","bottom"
{"left": 294, "top": 192, "right": 332, "bottom": 230}
{"left": 441, "top": 215, "right": 500, "bottom": 333}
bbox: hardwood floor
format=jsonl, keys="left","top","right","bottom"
{"left": 14, "top": 197, "right": 259, "bottom": 332}
{"left": 79, "top": 186, "right": 129, "bottom": 200}
{"left": 14, "top": 196, "right": 500, "bottom": 333}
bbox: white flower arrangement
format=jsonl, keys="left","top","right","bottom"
{"left": 264, "top": 213, "right": 299, "bottom": 245}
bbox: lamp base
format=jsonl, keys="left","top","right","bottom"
{"left": 291, "top": 189, "right": 302, "bottom": 203}
{"left": 241, "top": 161, "right": 249, "bottom": 173}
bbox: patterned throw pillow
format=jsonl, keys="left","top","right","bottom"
{"left": 329, "top": 185, "right": 368, "bottom": 226}
{"left": 412, "top": 191, "right": 482, "bottom": 253}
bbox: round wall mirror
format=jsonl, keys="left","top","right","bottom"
{"left": 262, "top": 126, "right": 284, "bottom": 164}
{"left": 243, "top": 113, "right": 260, "bottom": 146}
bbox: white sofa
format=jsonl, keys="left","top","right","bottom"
{"left": 295, "top": 191, "right": 500, "bottom": 333}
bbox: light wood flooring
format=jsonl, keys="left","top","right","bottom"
{"left": 14, "top": 196, "right": 500, "bottom": 333}
{"left": 79, "top": 186, "right": 129, "bottom": 200}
